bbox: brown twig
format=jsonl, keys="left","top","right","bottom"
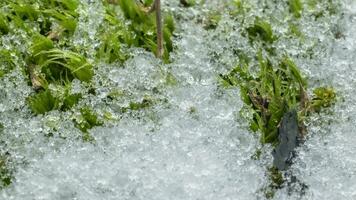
{"left": 155, "top": 0, "right": 163, "bottom": 58}
{"left": 142, "top": 0, "right": 163, "bottom": 58}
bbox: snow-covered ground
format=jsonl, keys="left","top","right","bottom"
{"left": 0, "top": 0, "right": 355, "bottom": 199}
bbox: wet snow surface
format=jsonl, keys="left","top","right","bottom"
{"left": 1, "top": 0, "right": 356, "bottom": 199}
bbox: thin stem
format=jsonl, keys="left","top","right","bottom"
{"left": 155, "top": 0, "right": 163, "bottom": 58}
{"left": 139, "top": 0, "right": 164, "bottom": 59}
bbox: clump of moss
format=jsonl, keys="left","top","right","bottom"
{"left": 311, "top": 87, "right": 336, "bottom": 112}
{"left": 203, "top": 11, "right": 221, "bottom": 30}
{"left": 37, "top": 49, "right": 94, "bottom": 83}
{"left": 74, "top": 107, "right": 103, "bottom": 142}
{"left": 289, "top": 0, "right": 303, "bottom": 18}
{"left": 246, "top": 18, "right": 276, "bottom": 44}
{"left": 28, "top": 90, "right": 60, "bottom": 115}
{"left": 0, "top": 50, "right": 17, "bottom": 78}
{"left": 0, "top": 124, "right": 12, "bottom": 189}
{"left": 0, "top": 13, "right": 9, "bottom": 35}
{"left": 180, "top": 0, "right": 195, "bottom": 7}
{"left": 264, "top": 167, "right": 285, "bottom": 199}
{"left": 118, "top": 0, "right": 175, "bottom": 62}
{"left": 28, "top": 83, "right": 82, "bottom": 115}
{"left": 220, "top": 52, "right": 307, "bottom": 144}
{"left": 96, "top": 2, "right": 132, "bottom": 63}
{"left": 0, "top": 155, "right": 12, "bottom": 189}
{"left": 220, "top": 51, "right": 337, "bottom": 198}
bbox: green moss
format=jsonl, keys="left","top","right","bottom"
{"left": 30, "top": 34, "right": 55, "bottom": 64}
{"left": 129, "top": 98, "right": 153, "bottom": 111}
{"left": 263, "top": 167, "right": 285, "bottom": 199}
{"left": 165, "top": 72, "right": 178, "bottom": 86}
{"left": 75, "top": 107, "right": 103, "bottom": 142}
{"left": 118, "top": 0, "right": 175, "bottom": 62}
{"left": 0, "top": 13, "right": 9, "bottom": 35}
{"left": 311, "top": 87, "right": 336, "bottom": 112}
{"left": 0, "top": 156, "right": 12, "bottom": 189}
{"left": 289, "top": 23, "right": 303, "bottom": 38}
{"left": 38, "top": 49, "right": 93, "bottom": 83}
{"left": 96, "top": 4, "right": 130, "bottom": 63}
{"left": 0, "top": 50, "right": 16, "bottom": 78}
{"left": 246, "top": 18, "right": 276, "bottom": 43}
{"left": 0, "top": 125, "right": 11, "bottom": 188}
{"left": 220, "top": 52, "right": 305, "bottom": 144}
{"left": 203, "top": 11, "right": 221, "bottom": 30}
{"left": 28, "top": 89, "right": 60, "bottom": 114}
{"left": 289, "top": 0, "right": 303, "bottom": 18}
{"left": 180, "top": 0, "right": 196, "bottom": 7}
{"left": 61, "top": 93, "right": 82, "bottom": 111}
